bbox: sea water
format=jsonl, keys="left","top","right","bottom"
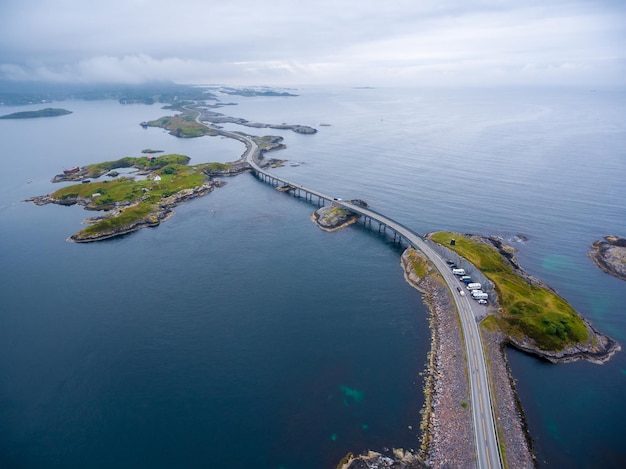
{"left": 0, "top": 86, "right": 625, "bottom": 468}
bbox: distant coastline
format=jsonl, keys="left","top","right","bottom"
{"left": 0, "top": 108, "right": 72, "bottom": 119}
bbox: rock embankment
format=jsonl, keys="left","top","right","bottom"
{"left": 589, "top": 235, "right": 626, "bottom": 281}
{"left": 400, "top": 247, "right": 535, "bottom": 467}
{"left": 481, "top": 327, "right": 535, "bottom": 468}
{"left": 336, "top": 449, "right": 425, "bottom": 469}
{"left": 400, "top": 249, "right": 474, "bottom": 467}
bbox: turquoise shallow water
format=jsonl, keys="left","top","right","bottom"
{"left": 1, "top": 86, "right": 625, "bottom": 467}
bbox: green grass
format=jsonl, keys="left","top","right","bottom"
{"left": 198, "top": 162, "right": 231, "bottom": 172}
{"left": 406, "top": 248, "right": 429, "bottom": 278}
{"left": 327, "top": 206, "right": 346, "bottom": 216}
{"left": 147, "top": 114, "right": 218, "bottom": 137}
{"left": 52, "top": 156, "right": 210, "bottom": 239}
{"left": 83, "top": 154, "right": 190, "bottom": 178}
{"left": 80, "top": 203, "right": 157, "bottom": 237}
{"left": 430, "top": 232, "right": 588, "bottom": 350}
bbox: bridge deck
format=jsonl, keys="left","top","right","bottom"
{"left": 204, "top": 121, "right": 503, "bottom": 469}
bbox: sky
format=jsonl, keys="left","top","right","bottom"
{"left": 0, "top": 0, "right": 625, "bottom": 87}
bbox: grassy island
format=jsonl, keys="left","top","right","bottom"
{"left": 43, "top": 153, "right": 242, "bottom": 241}
{"left": 0, "top": 108, "right": 72, "bottom": 119}
{"left": 429, "top": 232, "right": 588, "bottom": 351}
{"left": 146, "top": 113, "right": 217, "bottom": 137}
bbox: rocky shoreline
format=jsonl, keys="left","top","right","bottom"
{"left": 401, "top": 246, "right": 535, "bottom": 467}
{"left": 589, "top": 235, "right": 626, "bottom": 281}
{"left": 311, "top": 205, "right": 360, "bottom": 232}
{"left": 311, "top": 200, "right": 369, "bottom": 232}
{"left": 198, "top": 108, "right": 317, "bottom": 134}
{"left": 336, "top": 449, "right": 424, "bottom": 468}
{"left": 400, "top": 249, "right": 480, "bottom": 467}
{"left": 481, "top": 328, "right": 535, "bottom": 468}
{"left": 27, "top": 181, "right": 225, "bottom": 243}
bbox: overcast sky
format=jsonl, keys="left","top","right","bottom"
{"left": 1, "top": 0, "right": 624, "bottom": 86}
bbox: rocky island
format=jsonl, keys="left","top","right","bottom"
{"left": 194, "top": 108, "right": 317, "bottom": 134}
{"left": 589, "top": 235, "right": 626, "bottom": 281}
{"left": 312, "top": 204, "right": 360, "bottom": 231}
{"left": 27, "top": 154, "right": 233, "bottom": 242}
{"left": 220, "top": 87, "right": 298, "bottom": 97}
{"left": 0, "top": 107, "right": 72, "bottom": 119}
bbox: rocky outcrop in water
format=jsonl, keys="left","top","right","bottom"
{"left": 589, "top": 236, "right": 626, "bottom": 281}
{"left": 199, "top": 109, "right": 316, "bottom": 134}
{"left": 312, "top": 204, "right": 360, "bottom": 232}
{"left": 336, "top": 449, "right": 425, "bottom": 469}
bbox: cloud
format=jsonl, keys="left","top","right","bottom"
{"left": 0, "top": 0, "right": 624, "bottom": 86}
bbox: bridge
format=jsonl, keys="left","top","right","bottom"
{"left": 204, "top": 120, "right": 503, "bottom": 469}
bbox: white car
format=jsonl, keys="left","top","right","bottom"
{"left": 477, "top": 299, "right": 487, "bottom": 305}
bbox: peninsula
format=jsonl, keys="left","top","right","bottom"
{"left": 0, "top": 107, "right": 72, "bottom": 119}
{"left": 328, "top": 225, "right": 619, "bottom": 467}
{"left": 427, "top": 232, "right": 619, "bottom": 363}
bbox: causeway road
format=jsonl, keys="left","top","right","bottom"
{"left": 336, "top": 202, "right": 502, "bottom": 469}
{"left": 199, "top": 116, "right": 503, "bottom": 468}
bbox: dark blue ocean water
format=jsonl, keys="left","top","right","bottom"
{"left": 1, "top": 87, "right": 625, "bottom": 468}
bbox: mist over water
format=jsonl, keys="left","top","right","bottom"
{"left": 1, "top": 86, "right": 625, "bottom": 467}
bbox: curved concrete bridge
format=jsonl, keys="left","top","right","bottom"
{"left": 206, "top": 120, "right": 503, "bottom": 469}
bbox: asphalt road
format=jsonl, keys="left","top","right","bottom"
{"left": 199, "top": 116, "right": 503, "bottom": 468}
{"left": 340, "top": 202, "right": 503, "bottom": 469}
